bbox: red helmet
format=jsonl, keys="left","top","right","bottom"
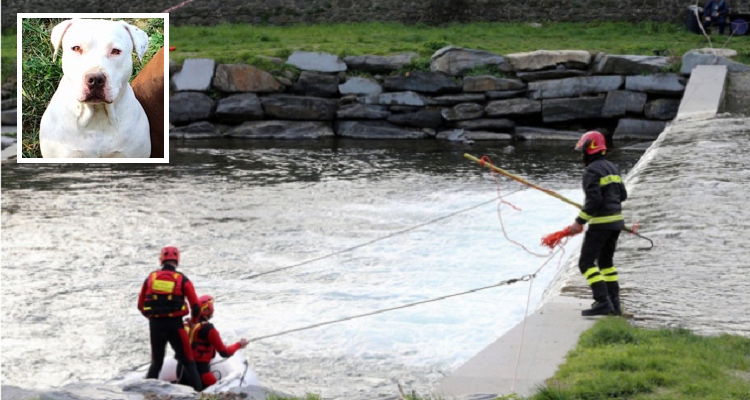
{"left": 575, "top": 131, "right": 607, "bottom": 155}
{"left": 160, "top": 246, "right": 180, "bottom": 265}
{"left": 198, "top": 295, "right": 214, "bottom": 318}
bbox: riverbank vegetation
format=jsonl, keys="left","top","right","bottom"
{"left": 525, "top": 317, "right": 750, "bottom": 399}
{"left": 168, "top": 22, "right": 750, "bottom": 66}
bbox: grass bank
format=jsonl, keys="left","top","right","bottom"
{"left": 1, "top": 34, "right": 17, "bottom": 93}
{"left": 170, "top": 21, "right": 750, "bottom": 67}
{"left": 525, "top": 317, "right": 750, "bottom": 399}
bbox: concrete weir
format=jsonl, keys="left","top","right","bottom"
{"left": 438, "top": 65, "right": 750, "bottom": 398}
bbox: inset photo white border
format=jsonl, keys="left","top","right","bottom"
{"left": 17, "top": 13, "right": 169, "bottom": 163}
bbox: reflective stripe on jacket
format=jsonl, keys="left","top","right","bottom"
{"left": 575, "top": 158, "right": 627, "bottom": 230}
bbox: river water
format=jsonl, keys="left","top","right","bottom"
{"left": 0, "top": 139, "right": 641, "bottom": 399}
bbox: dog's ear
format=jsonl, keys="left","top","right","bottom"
{"left": 50, "top": 19, "right": 75, "bottom": 61}
{"left": 121, "top": 22, "right": 150, "bottom": 63}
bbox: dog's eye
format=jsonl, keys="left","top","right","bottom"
{"left": 111, "top": 48, "right": 122, "bottom": 56}
{"left": 71, "top": 46, "right": 82, "bottom": 54}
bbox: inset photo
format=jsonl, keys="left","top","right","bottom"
{"left": 18, "top": 13, "right": 169, "bottom": 162}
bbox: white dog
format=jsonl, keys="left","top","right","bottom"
{"left": 40, "top": 19, "right": 151, "bottom": 158}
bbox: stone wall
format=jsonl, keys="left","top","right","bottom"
{"left": 3, "top": 0, "right": 690, "bottom": 29}
{"left": 166, "top": 47, "right": 704, "bottom": 143}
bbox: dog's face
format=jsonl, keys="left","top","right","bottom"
{"left": 50, "top": 19, "right": 149, "bottom": 104}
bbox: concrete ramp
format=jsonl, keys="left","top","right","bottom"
{"left": 437, "top": 297, "right": 598, "bottom": 398}
{"left": 676, "top": 65, "right": 728, "bottom": 121}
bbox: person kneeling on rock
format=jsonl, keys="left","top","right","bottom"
{"left": 182, "top": 295, "right": 249, "bottom": 389}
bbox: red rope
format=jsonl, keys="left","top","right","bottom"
{"left": 482, "top": 155, "right": 549, "bottom": 258}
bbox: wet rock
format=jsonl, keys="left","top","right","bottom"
{"left": 203, "top": 384, "right": 293, "bottom": 400}
{"left": 453, "top": 118, "right": 515, "bottom": 132}
{"left": 690, "top": 48, "right": 737, "bottom": 58}
{"left": 441, "top": 103, "right": 484, "bottom": 121}
{"left": 292, "top": 71, "right": 340, "bottom": 97}
{"left": 338, "top": 77, "right": 382, "bottom": 96}
{"left": 171, "top": 58, "right": 215, "bottom": 91}
{"left": 485, "top": 98, "right": 542, "bottom": 117}
{"left": 168, "top": 59, "right": 180, "bottom": 77}
{"left": 613, "top": 118, "right": 667, "bottom": 139}
{"left": 383, "top": 71, "right": 462, "bottom": 95}
{"left": 1, "top": 109, "right": 16, "bottom": 125}
{"left": 41, "top": 382, "right": 178, "bottom": 400}
{"left": 1, "top": 135, "right": 16, "bottom": 149}
{"left": 602, "top": 90, "right": 648, "bottom": 117}
{"left": 169, "top": 121, "right": 219, "bottom": 139}
{"left": 286, "top": 51, "right": 347, "bottom": 72}
{"left": 213, "top": 64, "right": 283, "bottom": 93}
{"left": 462, "top": 131, "right": 513, "bottom": 140}
{"left": 506, "top": 50, "right": 592, "bottom": 71}
{"left": 1, "top": 142, "right": 16, "bottom": 163}
{"left": 169, "top": 92, "right": 215, "bottom": 125}
{"left": 515, "top": 68, "right": 587, "bottom": 82}
{"left": 430, "top": 46, "right": 510, "bottom": 76}
{"left": 343, "top": 54, "right": 415, "bottom": 72}
{"left": 215, "top": 93, "right": 264, "bottom": 123}
{"left": 225, "top": 120, "right": 334, "bottom": 139}
{"left": 277, "top": 77, "right": 293, "bottom": 86}
{"left": 389, "top": 105, "right": 422, "bottom": 113}
{"left": 1, "top": 98, "right": 17, "bottom": 110}
{"left": 120, "top": 379, "right": 196, "bottom": 397}
{"left": 260, "top": 95, "right": 337, "bottom": 120}
{"left": 336, "top": 104, "right": 390, "bottom": 119}
{"left": 387, "top": 109, "right": 443, "bottom": 128}
{"left": 485, "top": 90, "right": 528, "bottom": 100}
{"left": 644, "top": 98, "right": 681, "bottom": 120}
{"left": 528, "top": 76, "right": 624, "bottom": 99}
{"left": 593, "top": 55, "right": 671, "bottom": 75}
{"left": 335, "top": 120, "right": 426, "bottom": 139}
{"left": 681, "top": 51, "right": 750, "bottom": 75}
{"left": 1, "top": 385, "right": 43, "bottom": 400}
{"left": 358, "top": 91, "right": 426, "bottom": 107}
{"left": 515, "top": 126, "right": 582, "bottom": 140}
{"left": 427, "top": 93, "right": 486, "bottom": 105}
{"left": 625, "top": 74, "right": 686, "bottom": 95}
{"left": 543, "top": 97, "right": 606, "bottom": 122}
{"left": 463, "top": 76, "right": 526, "bottom": 92}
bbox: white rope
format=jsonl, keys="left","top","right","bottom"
{"left": 241, "top": 188, "right": 527, "bottom": 280}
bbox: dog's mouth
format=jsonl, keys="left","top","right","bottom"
{"left": 79, "top": 91, "right": 113, "bottom": 104}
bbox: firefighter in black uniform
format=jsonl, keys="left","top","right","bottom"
{"left": 568, "top": 131, "right": 627, "bottom": 316}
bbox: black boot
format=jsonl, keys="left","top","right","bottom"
{"left": 581, "top": 297, "right": 615, "bottom": 316}
{"left": 611, "top": 295, "right": 622, "bottom": 315}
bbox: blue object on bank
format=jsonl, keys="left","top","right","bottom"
{"left": 731, "top": 19, "right": 748, "bottom": 35}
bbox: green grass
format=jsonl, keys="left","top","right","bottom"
{"left": 17, "top": 18, "right": 164, "bottom": 158}
{"left": 528, "top": 317, "right": 750, "bottom": 400}
{"left": 170, "top": 21, "right": 750, "bottom": 67}
{"left": 2, "top": 33, "right": 17, "bottom": 58}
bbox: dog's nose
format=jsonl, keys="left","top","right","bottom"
{"left": 85, "top": 73, "right": 107, "bottom": 89}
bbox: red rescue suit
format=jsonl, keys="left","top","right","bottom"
{"left": 189, "top": 321, "right": 243, "bottom": 387}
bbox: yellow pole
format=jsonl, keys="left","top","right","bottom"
{"left": 464, "top": 153, "right": 640, "bottom": 235}
{"left": 464, "top": 153, "right": 583, "bottom": 209}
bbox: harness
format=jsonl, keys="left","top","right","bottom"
{"left": 143, "top": 270, "right": 188, "bottom": 317}
{"left": 189, "top": 322, "right": 216, "bottom": 363}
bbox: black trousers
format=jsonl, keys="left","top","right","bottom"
{"left": 702, "top": 17, "right": 727, "bottom": 34}
{"left": 146, "top": 317, "right": 203, "bottom": 391}
{"left": 578, "top": 229, "right": 621, "bottom": 302}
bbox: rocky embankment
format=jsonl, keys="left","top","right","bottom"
{"left": 1, "top": 379, "right": 286, "bottom": 400}
{"left": 1, "top": 74, "right": 18, "bottom": 163}
{"left": 169, "top": 47, "right": 749, "bottom": 144}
